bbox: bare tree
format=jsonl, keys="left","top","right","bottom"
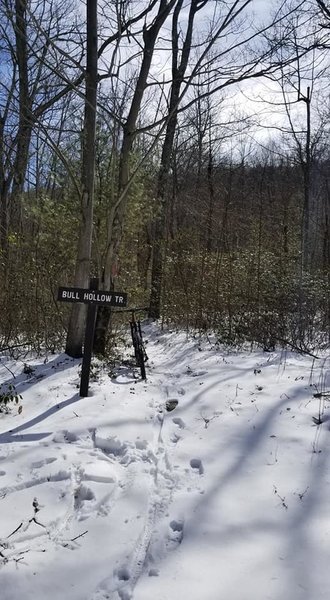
{"left": 316, "top": 0, "right": 330, "bottom": 23}
{"left": 0, "top": 0, "right": 84, "bottom": 260}
{"left": 92, "top": 0, "right": 178, "bottom": 354}
{"left": 65, "top": 0, "right": 98, "bottom": 357}
{"left": 149, "top": 0, "right": 208, "bottom": 319}
{"left": 62, "top": 0, "right": 320, "bottom": 353}
{"left": 260, "top": 4, "right": 328, "bottom": 271}
{"left": 147, "top": 0, "right": 313, "bottom": 319}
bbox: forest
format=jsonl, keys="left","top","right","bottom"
{"left": 0, "top": 0, "right": 329, "bottom": 357}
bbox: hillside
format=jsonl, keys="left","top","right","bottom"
{"left": 0, "top": 325, "right": 329, "bottom": 600}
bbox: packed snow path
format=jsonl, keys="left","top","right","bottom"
{"left": 0, "top": 326, "right": 330, "bottom": 600}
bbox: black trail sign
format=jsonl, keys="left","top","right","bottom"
{"left": 58, "top": 281, "right": 127, "bottom": 397}
{"left": 58, "top": 286, "right": 127, "bottom": 307}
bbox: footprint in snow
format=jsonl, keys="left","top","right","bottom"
{"left": 52, "top": 430, "right": 78, "bottom": 443}
{"left": 191, "top": 370, "right": 208, "bottom": 377}
{"left": 74, "top": 484, "right": 95, "bottom": 516}
{"left": 172, "top": 417, "right": 185, "bottom": 429}
{"left": 170, "top": 519, "right": 184, "bottom": 533}
{"left": 135, "top": 439, "right": 148, "bottom": 450}
{"left": 166, "top": 399, "right": 178, "bottom": 412}
{"left": 113, "top": 567, "right": 133, "bottom": 600}
{"left": 94, "top": 435, "right": 128, "bottom": 458}
{"left": 31, "top": 457, "right": 57, "bottom": 469}
{"left": 190, "top": 458, "right": 204, "bottom": 475}
{"left": 167, "top": 519, "right": 184, "bottom": 549}
{"left": 116, "top": 566, "right": 130, "bottom": 582}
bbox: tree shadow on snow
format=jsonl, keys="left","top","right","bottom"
{"left": 166, "top": 359, "right": 330, "bottom": 600}
{"left": 0, "top": 353, "right": 79, "bottom": 395}
{"left": 0, "top": 392, "right": 81, "bottom": 443}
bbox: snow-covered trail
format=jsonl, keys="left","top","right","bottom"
{"left": 0, "top": 327, "right": 330, "bottom": 600}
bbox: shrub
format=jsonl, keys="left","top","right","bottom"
{"left": 0, "top": 383, "right": 22, "bottom": 413}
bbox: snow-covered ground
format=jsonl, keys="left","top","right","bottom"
{"left": 0, "top": 325, "right": 329, "bottom": 600}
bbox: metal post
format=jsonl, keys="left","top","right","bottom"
{"left": 80, "top": 277, "right": 98, "bottom": 397}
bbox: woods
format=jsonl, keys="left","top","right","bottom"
{"left": 0, "top": 0, "right": 329, "bottom": 354}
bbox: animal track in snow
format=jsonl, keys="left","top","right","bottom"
{"left": 0, "top": 470, "right": 5, "bottom": 476}
{"left": 190, "top": 458, "right": 204, "bottom": 475}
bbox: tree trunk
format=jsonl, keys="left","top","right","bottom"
{"left": 149, "top": 0, "right": 198, "bottom": 319}
{"left": 0, "top": 174, "right": 9, "bottom": 261}
{"left": 12, "top": 0, "right": 33, "bottom": 230}
{"left": 93, "top": 0, "right": 177, "bottom": 354}
{"left": 302, "top": 87, "right": 311, "bottom": 272}
{"left": 65, "top": 0, "right": 98, "bottom": 357}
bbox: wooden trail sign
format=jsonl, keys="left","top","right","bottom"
{"left": 58, "top": 286, "right": 127, "bottom": 307}
{"left": 58, "top": 281, "right": 127, "bottom": 397}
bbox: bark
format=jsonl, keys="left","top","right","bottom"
{"left": 302, "top": 87, "right": 311, "bottom": 272}
{"left": 65, "top": 0, "right": 98, "bottom": 357}
{"left": 11, "top": 0, "right": 33, "bottom": 230}
{"left": 0, "top": 113, "right": 9, "bottom": 258}
{"left": 206, "top": 146, "right": 215, "bottom": 253}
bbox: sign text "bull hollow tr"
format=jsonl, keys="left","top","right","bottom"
{"left": 57, "top": 287, "right": 127, "bottom": 307}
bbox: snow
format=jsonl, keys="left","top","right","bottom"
{"left": 0, "top": 325, "right": 330, "bottom": 600}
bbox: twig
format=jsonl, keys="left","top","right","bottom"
{"left": 31, "top": 517, "right": 46, "bottom": 529}
{"left": 277, "top": 338, "right": 320, "bottom": 359}
{"left": 199, "top": 413, "right": 216, "bottom": 428}
{"left": 295, "top": 486, "right": 309, "bottom": 501}
{"left": 14, "top": 556, "right": 26, "bottom": 564}
{"left": 70, "top": 530, "right": 88, "bottom": 542}
{"left": 62, "top": 530, "right": 88, "bottom": 548}
{"left": 7, "top": 522, "right": 23, "bottom": 538}
{"left": 0, "top": 549, "right": 8, "bottom": 563}
{"left": 1, "top": 363, "right": 16, "bottom": 378}
{"left": 0, "top": 342, "right": 32, "bottom": 352}
{"left": 7, "top": 516, "right": 45, "bottom": 539}
{"left": 273, "top": 485, "right": 288, "bottom": 509}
